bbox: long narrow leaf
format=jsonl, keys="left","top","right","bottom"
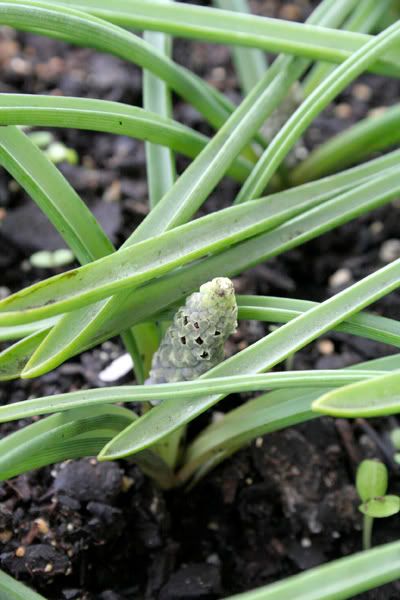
{"left": 2, "top": 273, "right": 400, "bottom": 380}
{"left": 181, "top": 353, "right": 400, "bottom": 483}
{"left": 302, "top": 0, "right": 392, "bottom": 96}
{"left": 0, "top": 569, "right": 46, "bottom": 600}
{"left": 0, "top": 405, "right": 135, "bottom": 481}
{"left": 0, "top": 330, "right": 50, "bottom": 381}
{"left": 137, "top": 0, "right": 176, "bottom": 382}
{"left": 235, "top": 19, "right": 400, "bottom": 202}
{"left": 20, "top": 0, "right": 377, "bottom": 375}
{"left": 224, "top": 541, "right": 400, "bottom": 600}
{"left": 0, "top": 370, "right": 387, "bottom": 422}
{"left": 0, "top": 126, "right": 113, "bottom": 264}
{"left": 99, "top": 255, "right": 400, "bottom": 459}
{"left": 237, "top": 295, "right": 400, "bottom": 347}
{"left": 291, "top": 103, "right": 400, "bottom": 184}
{"left": 0, "top": 1, "right": 236, "bottom": 130}
{"left": 0, "top": 317, "right": 59, "bottom": 342}
{"left": 22, "top": 153, "right": 400, "bottom": 376}
{"left": 313, "top": 370, "right": 400, "bottom": 417}
{"left": 0, "top": 94, "right": 249, "bottom": 181}
{"left": 213, "top": 0, "right": 268, "bottom": 95}
{"left": 48, "top": 0, "right": 400, "bottom": 75}
{"left": 143, "top": 0, "right": 176, "bottom": 208}
{"left": 0, "top": 170, "right": 365, "bottom": 324}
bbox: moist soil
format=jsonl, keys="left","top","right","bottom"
{"left": 1, "top": 1, "right": 400, "bottom": 598}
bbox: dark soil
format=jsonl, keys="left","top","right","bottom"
{"left": 1, "top": 1, "right": 400, "bottom": 598}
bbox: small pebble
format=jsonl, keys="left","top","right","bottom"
{"left": 8, "top": 180, "right": 20, "bottom": 193}
{"left": 102, "top": 180, "right": 121, "bottom": 203}
{"left": 206, "top": 553, "right": 221, "bottom": 566}
{"left": 379, "top": 239, "right": 400, "bottom": 263}
{"left": 0, "top": 531, "right": 12, "bottom": 543}
{"left": 0, "top": 286, "right": 10, "bottom": 300}
{"left": 279, "top": 4, "right": 302, "bottom": 20}
{"left": 335, "top": 103, "right": 352, "bottom": 119}
{"left": 329, "top": 268, "right": 352, "bottom": 289}
{"left": 121, "top": 476, "right": 134, "bottom": 493}
{"left": 99, "top": 353, "right": 133, "bottom": 382}
{"left": 352, "top": 83, "right": 372, "bottom": 102}
{"left": 210, "top": 67, "right": 226, "bottom": 82}
{"left": 35, "top": 518, "right": 49, "bottom": 535}
{"left": 317, "top": 339, "right": 334, "bottom": 355}
{"left": 10, "top": 56, "right": 31, "bottom": 75}
{"left": 369, "top": 221, "right": 384, "bottom": 235}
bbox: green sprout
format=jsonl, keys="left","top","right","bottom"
{"left": 28, "top": 130, "right": 79, "bottom": 164}
{"left": 356, "top": 459, "right": 400, "bottom": 550}
{"left": 29, "top": 249, "right": 75, "bottom": 269}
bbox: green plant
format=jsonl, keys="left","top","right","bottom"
{"left": 356, "top": 459, "right": 400, "bottom": 550}
{"left": 1, "top": 0, "right": 400, "bottom": 597}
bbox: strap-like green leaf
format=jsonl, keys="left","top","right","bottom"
{"left": 0, "top": 95, "right": 249, "bottom": 182}
{"left": 291, "top": 103, "right": 400, "bottom": 184}
{"left": 0, "top": 126, "right": 113, "bottom": 264}
{"left": 0, "top": 330, "right": 50, "bottom": 381}
{"left": 302, "top": 0, "right": 392, "bottom": 96}
{"left": 237, "top": 295, "right": 400, "bottom": 347}
{"left": 45, "top": 0, "right": 400, "bottom": 75}
{"left": 213, "top": 0, "right": 268, "bottom": 95}
{"left": 181, "top": 353, "right": 400, "bottom": 483}
{"left": 313, "top": 370, "right": 400, "bottom": 417}
{"left": 0, "top": 171, "right": 361, "bottom": 324}
{"left": 0, "top": 405, "right": 135, "bottom": 481}
{"left": 99, "top": 255, "right": 400, "bottom": 459}
{"left": 0, "top": 1, "right": 236, "bottom": 130}
{"left": 0, "top": 569, "right": 46, "bottom": 600}
{"left": 235, "top": 18, "right": 400, "bottom": 202}
{"left": 0, "top": 369, "right": 387, "bottom": 422}
{"left": 17, "top": 0, "right": 391, "bottom": 378}
{"left": 22, "top": 153, "right": 400, "bottom": 376}
{"left": 143, "top": 0, "right": 176, "bottom": 208}
{"left": 223, "top": 541, "right": 400, "bottom": 600}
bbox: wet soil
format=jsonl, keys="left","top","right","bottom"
{"left": 1, "top": 1, "right": 400, "bottom": 598}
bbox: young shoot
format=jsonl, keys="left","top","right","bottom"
{"left": 356, "top": 459, "right": 400, "bottom": 550}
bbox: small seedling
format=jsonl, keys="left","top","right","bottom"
{"left": 29, "top": 249, "right": 75, "bottom": 269}
{"left": 28, "top": 129, "right": 78, "bottom": 164}
{"left": 45, "top": 141, "right": 78, "bottom": 165}
{"left": 356, "top": 459, "right": 400, "bottom": 550}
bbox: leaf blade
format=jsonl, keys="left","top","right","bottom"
{"left": 100, "top": 255, "right": 400, "bottom": 459}
{"left": 313, "top": 370, "right": 400, "bottom": 417}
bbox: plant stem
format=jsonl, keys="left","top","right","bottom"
{"left": 363, "top": 514, "right": 374, "bottom": 550}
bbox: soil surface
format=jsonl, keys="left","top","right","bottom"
{"left": 1, "top": 1, "right": 400, "bottom": 598}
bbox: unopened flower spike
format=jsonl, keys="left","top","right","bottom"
{"left": 146, "top": 277, "right": 238, "bottom": 385}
